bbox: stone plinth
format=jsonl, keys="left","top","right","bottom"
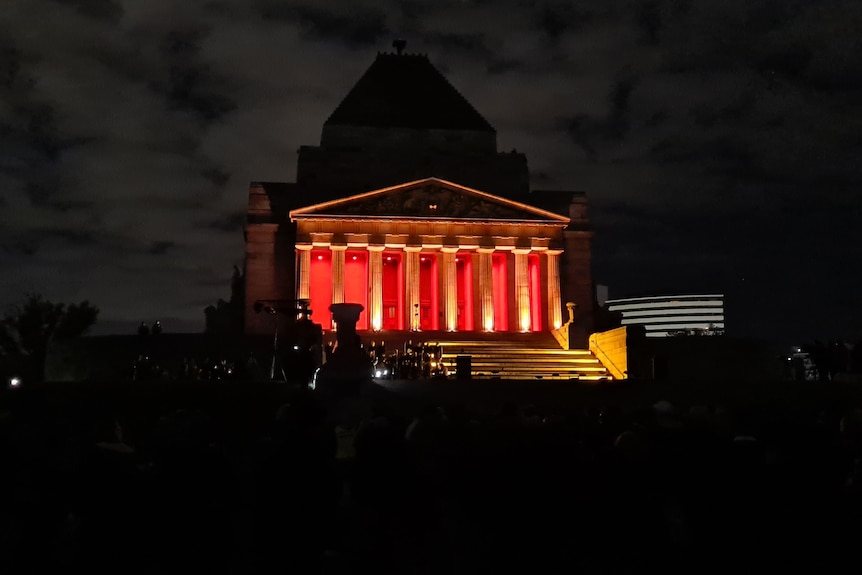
{"left": 313, "top": 303, "right": 372, "bottom": 398}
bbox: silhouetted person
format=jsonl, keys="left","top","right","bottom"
{"left": 138, "top": 321, "right": 149, "bottom": 336}
{"left": 252, "top": 399, "right": 337, "bottom": 573}
{"left": 152, "top": 320, "right": 162, "bottom": 335}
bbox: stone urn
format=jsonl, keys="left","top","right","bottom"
{"left": 312, "top": 303, "right": 372, "bottom": 398}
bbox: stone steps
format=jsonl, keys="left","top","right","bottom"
{"left": 435, "top": 339, "right": 610, "bottom": 382}
{"left": 361, "top": 331, "right": 611, "bottom": 382}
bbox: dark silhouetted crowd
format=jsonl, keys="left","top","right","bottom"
{"left": 3, "top": 387, "right": 862, "bottom": 574}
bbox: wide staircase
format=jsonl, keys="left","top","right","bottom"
{"left": 364, "top": 331, "right": 610, "bottom": 382}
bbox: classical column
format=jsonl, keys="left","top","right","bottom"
{"left": 441, "top": 248, "right": 458, "bottom": 331}
{"left": 330, "top": 245, "right": 346, "bottom": 305}
{"left": 546, "top": 250, "right": 563, "bottom": 329}
{"left": 477, "top": 248, "right": 494, "bottom": 331}
{"left": 368, "top": 246, "right": 384, "bottom": 331}
{"left": 514, "top": 249, "right": 531, "bottom": 332}
{"left": 404, "top": 247, "right": 421, "bottom": 331}
{"left": 296, "top": 245, "right": 312, "bottom": 301}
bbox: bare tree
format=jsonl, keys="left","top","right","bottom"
{"left": 0, "top": 294, "right": 99, "bottom": 382}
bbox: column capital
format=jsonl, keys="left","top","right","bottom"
{"left": 513, "top": 248, "right": 532, "bottom": 255}
{"left": 545, "top": 249, "right": 563, "bottom": 256}
{"left": 477, "top": 247, "right": 496, "bottom": 254}
{"left": 329, "top": 245, "right": 348, "bottom": 252}
{"left": 295, "top": 244, "right": 313, "bottom": 251}
{"left": 403, "top": 246, "right": 423, "bottom": 253}
{"left": 441, "top": 246, "right": 460, "bottom": 254}
{"left": 367, "top": 245, "right": 386, "bottom": 252}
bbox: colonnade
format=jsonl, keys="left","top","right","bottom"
{"left": 297, "top": 243, "right": 563, "bottom": 332}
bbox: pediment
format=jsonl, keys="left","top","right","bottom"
{"left": 290, "top": 178, "right": 569, "bottom": 223}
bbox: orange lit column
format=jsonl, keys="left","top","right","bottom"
{"left": 546, "top": 250, "right": 563, "bottom": 329}
{"left": 478, "top": 248, "right": 494, "bottom": 331}
{"left": 441, "top": 248, "right": 458, "bottom": 331}
{"left": 514, "top": 249, "right": 531, "bottom": 332}
{"left": 368, "top": 246, "right": 384, "bottom": 331}
{"left": 404, "top": 247, "right": 421, "bottom": 331}
{"left": 296, "top": 245, "right": 312, "bottom": 301}
{"left": 330, "top": 245, "right": 346, "bottom": 304}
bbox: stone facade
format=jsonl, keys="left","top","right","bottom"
{"left": 243, "top": 51, "right": 594, "bottom": 345}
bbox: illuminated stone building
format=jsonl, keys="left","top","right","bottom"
{"left": 244, "top": 50, "right": 594, "bottom": 345}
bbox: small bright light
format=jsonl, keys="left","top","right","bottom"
{"left": 352, "top": 255, "right": 357, "bottom": 260}
{"left": 293, "top": 345, "right": 300, "bottom": 351}
{"left": 375, "top": 370, "right": 383, "bottom": 378}
{"left": 317, "top": 255, "right": 323, "bottom": 260}
{"left": 421, "top": 257, "right": 426, "bottom": 262}
{"left": 386, "top": 256, "right": 392, "bottom": 261}
{"left": 8, "top": 376, "right": 21, "bottom": 388}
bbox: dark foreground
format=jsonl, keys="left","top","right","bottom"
{"left": 2, "top": 376, "right": 862, "bottom": 574}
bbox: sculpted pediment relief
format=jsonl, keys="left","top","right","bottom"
{"left": 290, "top": 178, "right": 568, "bottom": 223}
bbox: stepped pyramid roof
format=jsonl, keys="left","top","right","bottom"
{"left": 325, "top": 52, "right": 495, "bottom": 132}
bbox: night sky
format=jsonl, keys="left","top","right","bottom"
{"left": 1, "top": 0, "right": 860, "bottom": 343}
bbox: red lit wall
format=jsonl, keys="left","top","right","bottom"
{"left": 456, "top": 254, "right": 474, "bottom": 330}
{"left": 344, "top": 251, "right": 368, "bottom": 329}
{"left": 529, "top": 254, "right": 542, "bottom": 331}
{"left": 419, "top": 254, "right": 439, "bottom": 330}
{"left": 309, "top": 250, "right": 332, "bottom": 329}
{"left": 492, "top": 253, "right": 508, "bottom": 331}
{"left": 382, "top": 253, "right": 402, "bottom": 330}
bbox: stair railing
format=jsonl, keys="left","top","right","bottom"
{"left": 588, "top": 330, "right": 627, "bottom": 380}
{"left": 551, "top": 301, "right": 578, "bottom": 350}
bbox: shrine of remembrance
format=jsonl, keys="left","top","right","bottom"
{"left": 243, "top": 48, "right": 595, "bottom": 348}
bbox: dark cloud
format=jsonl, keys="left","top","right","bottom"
{"left": 50, "top": 0, "right": 123, "bottom": 23}
{"left": 563, "top": 115, "right": 598, "bottom": 160}
{"left": 48, "top": 228, "right": 97, "bottom": 245}
{"left": 649, "top": 136, "right": 758, "bottom": 180}
{"left": 536, "top": 2, "right": 593, "bottom": 41}
{"left": 203, "top": 211, "right": 245, "bottom": 232}
{"left": 201, "top": 166, "right": 230, "bottom": 188}
{"left": 158, "top": 29, "right": 238, "bottom": 124}
{"left": 0, "top": 43, "right": 24, "bottom": 89}
{"left": 257, "top": 1, "right": 389, "bottom": 46}
{"left": 424, "top": 31, "right": 486, "bottom": 54}
{"left": 0, "top": 0, "right": 857, "bottom": 341}
{"left": 2, "top": 240, "right": 37, "bottom": 256}
{"left": 634, "top": 0, "right": 662, "bottom": 45}
{"left": 148, "top": 241, "right": 177, "bottom": 256}
{"left": 25, "top": 181, "right": 61, "bottom": 208}
{"left": 486, "top": 58, "right": 522, "bottom": 75}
